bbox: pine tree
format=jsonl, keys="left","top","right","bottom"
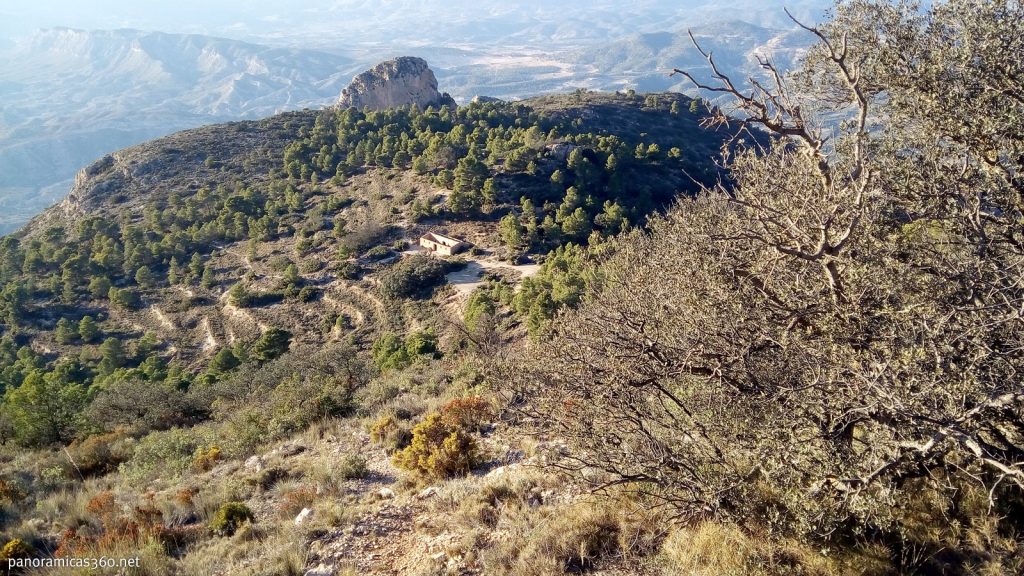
{"left": 168, "top": 257, "right": 181, "bottom": 285}
{"left": 201, "top": 265, "right": 216, "bottom": 289}
{"left": 135, "top": 265, "right": 155, "bottom": 289}
{"left": 55, "top": 318, "right": 77, "bottom": 344}
{"left": 251, "top": 328, "right": 292, "bottom": 362}
{"left": 98, "top": 337, "right": 126, "bottom": 376}
{"left": 78, "top": 315, "right": 99, "bottom": 343}
{"left": 88, "top": 276, "right": 112, "bottom": 299}
{"left": 188, "top": 253, "right": 203, "bottom": 282}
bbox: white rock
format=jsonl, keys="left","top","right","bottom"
{"left": 417, "top": 486, "right": 440, "bottom": 500}
{"left": 378, "top": 488, "right": 395, "bottom": 499}
{"left": 339, "top": 57, "right": 455, "bottom": 111}
{"left": 244, "top": 455, "right": 265, "bottom": 472}
{"left": 294, "top": 507, "right": 314, "bottom": 526}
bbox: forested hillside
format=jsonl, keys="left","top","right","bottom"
{"left": 1, "top": 1, "right": 1021, "bottom": 575}
{"left": 0, "top": 90, "right": 736, "bottom": 574}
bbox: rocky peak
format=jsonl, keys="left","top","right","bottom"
{"left": 338, "top": 56, "right": 455, "bottom": 111}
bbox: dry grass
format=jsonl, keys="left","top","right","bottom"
{"left": 658, "top": 522, "right": 838, "bottom": 576}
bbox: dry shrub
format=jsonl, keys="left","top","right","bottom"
{"left": 0, "top": 538, "right": 32, "bottom": 561}
{"left": 59, "top": 491, "right": 175, "bottom": 558}
{"left": 392, "top": 396, "right": 493, "bottom": 480}
{"left": 279, "top": 485, "right": 317, "bottom": 517}
{"left": 66, "top": 430, "right": 133, "bottom": 477}
{"left": 661, "top": 523, "right": 756, "bottom": 575}
{"left": 500, "top": 502, "right": 622, "bottom": 576}
{"left": 393, "top": 413, "right": 479, "bottom": 481}
{"left": 369, "top": 413, "right": 413, "bottom": 454}
{"left": 660, "top": 522, "right": 834, "bottom": 576}
{"left": 192, "top": 446, "right": 222, "bottom": 472}
{"left": 439, "top": 396, "right": 493, "bottom": 432}
{"left": 0, "top": 477, "right": 27, "bottom": 505}
{"left": 336, "top": 454, "right": 368, "bottom": 481}
{"left": 175, "top": 487, "right": 197, "bottom": 507}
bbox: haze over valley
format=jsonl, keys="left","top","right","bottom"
{"left": 0, "top": 0, "right": 828, "bottom": 233}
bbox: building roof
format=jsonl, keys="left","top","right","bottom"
{"left": 421, "top": 232, "right": 467, "bottom": 247}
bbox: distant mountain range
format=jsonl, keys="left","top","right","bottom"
{"left": 0, "top": 29, "right": 359, "bottom": 233}
{"left": 0, "top": 2, "right": 830, "bottom": 233}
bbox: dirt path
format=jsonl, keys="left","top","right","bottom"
{"left": 150, "top": 305, "right": 175, "bottom": 330}
{"left": 322, "top": 290, "right": 368, "bottom": 326}
{"left": 222, "top": 301, "right": 268, "bottom": 331}
{"left": 446, "top": 258, "right": 541, "bottom": 297}
{"left": 199, "top": 317, "right": 217, "bottom": 351}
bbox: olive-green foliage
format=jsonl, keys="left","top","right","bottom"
{"left": 209, "top": 502, "right": 253, "bottom": 536}
{"left": 206, "top": 343, "right": 370, "bottom": 449}
{"left": 464, "top": 289, "right": 497, "bottom": 331}
{"left": 377, "top": 255, "right": 453, "bottom": 300}
{"left": 119, "top": 427, "right": 213, "bottom": 484}
{"left": 0, "top": 89, "right": 723, "bottom": 457}
{"left": 336, "top": 454, "right": 368, "bottom": 480}
{"left": 251, "top": 328, "right": 292, "bottom": 362}
{"left": 372, "top": 330, "right": 438, "bottom": 371}
{"left": 54, "top": 317, "right": 77, "bottom": 344}
{"left": 87, "top": 378, "right": 199, "bottom": 435}
{"left": 78, "top": 315, "right": 99, "bottom": 343}
{"left": 2, "top": 369, "right": 87, "bottom": 446}
{"left": 513, "top": 243, "right": 593, "bottom": 336}
{"left": 108, "top": 286, "right": 140, "bottom": 310}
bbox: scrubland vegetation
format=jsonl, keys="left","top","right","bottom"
{"left": 0, "top": 1, "right": 1021, "bottom": 574}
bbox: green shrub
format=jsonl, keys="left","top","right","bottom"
{"left": 210, "top": 502, "right": 253, "bottom": 536}
{"left": 251, "top": 328, "right": 292, "bottom": 361}
{"left": 362, "top": 245, "right": 392, "bottom": 260}
{"left": 378, "top": 254, "right": 453, "bottom": 299}
{"left": 266, "top": 372, "right": 354, "bottom": 436}
{"left": 296, "top": 286, "right": 319, "bottom": 302}
{"left": 0, "top": 538, "right": 32, "bottom": 561}
{"left": 372, "top": 330, "right": 439, "bottom": 371}
{"left": 393, "top": 412, "right": 480, "bottom": 480}
{"left": 337, "top": 454, "right": 368, "bottom": 480}
{"left": 119, "top": 427, "right": 209, "bottom": 484}
{"left": 371, "top": 334, "right": 410, "bottom": 370}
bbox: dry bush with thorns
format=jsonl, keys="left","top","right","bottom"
{"left": 503, "top": 1, "right": 1024, "bottom": 561}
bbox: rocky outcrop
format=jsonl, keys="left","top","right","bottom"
{"left": 338, "top": 57, "right": 455, "bottom": 111}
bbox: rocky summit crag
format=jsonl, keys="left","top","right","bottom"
{"left": 338, "top": 56, "right": 456, "bottom": 111}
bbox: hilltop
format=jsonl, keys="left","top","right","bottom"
{"left": 0, "top": 82, "right": 741, "bottom": 574}
{"left": 2, "top": 0, "right": 1023, "bottom": 571}
{"left": 6, "top": 88, "right": 729, "bottom": 371}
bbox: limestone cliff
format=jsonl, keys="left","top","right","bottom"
{"left": 338, "top": 57, "right": 455, "bottom": 111}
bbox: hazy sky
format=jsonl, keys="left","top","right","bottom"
{"left": 0, "top": 1, "right": 829, "bottom": 45}
{"left": 0, "top": 1, "right": 290, "bottom": 37}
